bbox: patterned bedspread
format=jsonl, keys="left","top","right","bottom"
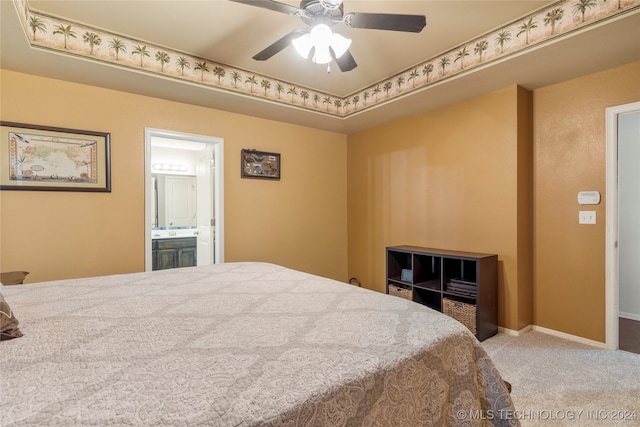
{"left": 1, "top": 262, "right": 517, "bottom": 426}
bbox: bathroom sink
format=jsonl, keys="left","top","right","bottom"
{"left": 151, "top": 229, "right": 197, "bottom": 239}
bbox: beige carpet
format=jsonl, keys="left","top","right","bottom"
{"left": 481, "top": 331, "right": 640, "bottom": 427}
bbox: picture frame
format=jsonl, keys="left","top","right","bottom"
{"left": 0, "top": 122, "right": 111, "bottom": 192}
{"left": 241, "top": 149, "right": 281, "bottom": 180}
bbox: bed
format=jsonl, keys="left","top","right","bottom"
{"left": 1, "top": 262, "right": 517, "bottom": 426}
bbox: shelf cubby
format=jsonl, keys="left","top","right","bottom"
{"left": 385, "top": 245, "right": 498, "bottom": 341}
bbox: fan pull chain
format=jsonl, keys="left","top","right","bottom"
{"left": 327, "top": 64, "right": 331, "bottom": 73}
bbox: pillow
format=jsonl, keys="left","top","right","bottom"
{"left": 0, "top": 293, "right": 23, "bottom": 340}
{"left": 0, "top": 271, "right": 29, "bottom": 285}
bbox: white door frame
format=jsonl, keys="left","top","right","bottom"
{"left": 605, "top": 101, "right": 640, "bottom": 350}
{"left": 144, "top": 128, "right": 224, "bottom": 271}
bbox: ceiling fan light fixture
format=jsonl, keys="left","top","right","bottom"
{"left": 329, "top": 32, "right": 351, "bottom": 58}
{"left": 237, "top": 0, "right": 427, "bottom": 72}
{"left": 312, "top": 45, "right": 333, "bottom": 64}
{"left": 291, "top": 33, "right": 313, "bottom": 58}
{"left": 292, "top": 24, "right": 351, "bottom": 64}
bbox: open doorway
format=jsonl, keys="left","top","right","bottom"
{"left": 144, "top": 128, "right": 224, "bottom": 271}
{"left": 606, "top": 101, "right": 640, "bottom": 352}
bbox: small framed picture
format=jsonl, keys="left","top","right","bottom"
{"left": 0, "top": 121, "right": 111, "bottom": 192}
{"left": 241, "top": 149, "right": 280, "bottom": 180}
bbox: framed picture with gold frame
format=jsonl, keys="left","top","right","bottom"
{"left": 0, "top": 121, "right": 111, "bottom": 192}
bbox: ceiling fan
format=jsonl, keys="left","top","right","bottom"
{"left": 229, "top": 0, "right": 427, "bottom": 72}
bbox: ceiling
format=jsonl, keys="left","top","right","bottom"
{"left": 2, "top": 0, "right": 640, "bottom": 133}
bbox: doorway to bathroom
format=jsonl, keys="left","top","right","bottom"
{"left": 606, "top": 102, "right": 640, "bottom": 352}
{"left": 144, "top": 128, "right": 224, "bottom": 271}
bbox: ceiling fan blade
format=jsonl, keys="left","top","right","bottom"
{"left": 343, "top": 12, "right": 426, "bottom": 33}
{"left": 253, "top": 29, "right": 305, "bottom": 61}
{"left": 228, "top": 0, "right": 308, "bottom": 17}
{"left": 334, "top": 50, "right": 357, "bottom": 72}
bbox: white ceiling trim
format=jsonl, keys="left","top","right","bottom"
{"left": 16, "top": 0, "right": 640, "bottom": 119}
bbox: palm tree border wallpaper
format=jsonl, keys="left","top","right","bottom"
{"left": 15, "top": 0, "right": 640, "bottom": 118}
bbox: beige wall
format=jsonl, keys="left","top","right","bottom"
{"left": 3, "top": 60, "right": 638, "bottom": 343}
{"left": 0, "top": 70, "right": 348, "bottom": 283}
{"left": 516, "top": 87, "right": 534, "bottom": 331}
{"left": 532, "top": 61, "right": 640, "bottom": 342}
{"left": 347, "top": 85, "right": 533, "bottom": 331}
{"left": 346, "top": 60, "right": 639, "bottom": 341}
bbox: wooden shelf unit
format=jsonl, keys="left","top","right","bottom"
{"left": 386, "top": 245, "right": 498, "bottom": 341}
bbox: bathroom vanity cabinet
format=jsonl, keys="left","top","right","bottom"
{"left": 152, "top": 237, "right": 197, "bottom": 270}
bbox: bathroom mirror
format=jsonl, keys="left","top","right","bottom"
{"left": 152, "top": 174, "right": 197, "bottom": 228}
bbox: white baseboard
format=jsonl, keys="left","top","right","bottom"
{"left": 531, "top": 325, "right": 607, "bottom": 349}
{"left": 619, "top": 311, "right": 640, "bottom": 322}
{"left": 499, "top": 324, "right": 607, "bottom": 349}
{"left": 498, "top": 325, "right": 532, "bottom": 336}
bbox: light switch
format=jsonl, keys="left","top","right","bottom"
{"left": 579, "top": 211, "right": 596, "bottom": 224}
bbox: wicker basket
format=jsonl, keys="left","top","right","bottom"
{"left": 443, "top": 298, "right": 476, "bottom": 335}
{"left": 388, "top": 284, "right": 413, "bottom": 301}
